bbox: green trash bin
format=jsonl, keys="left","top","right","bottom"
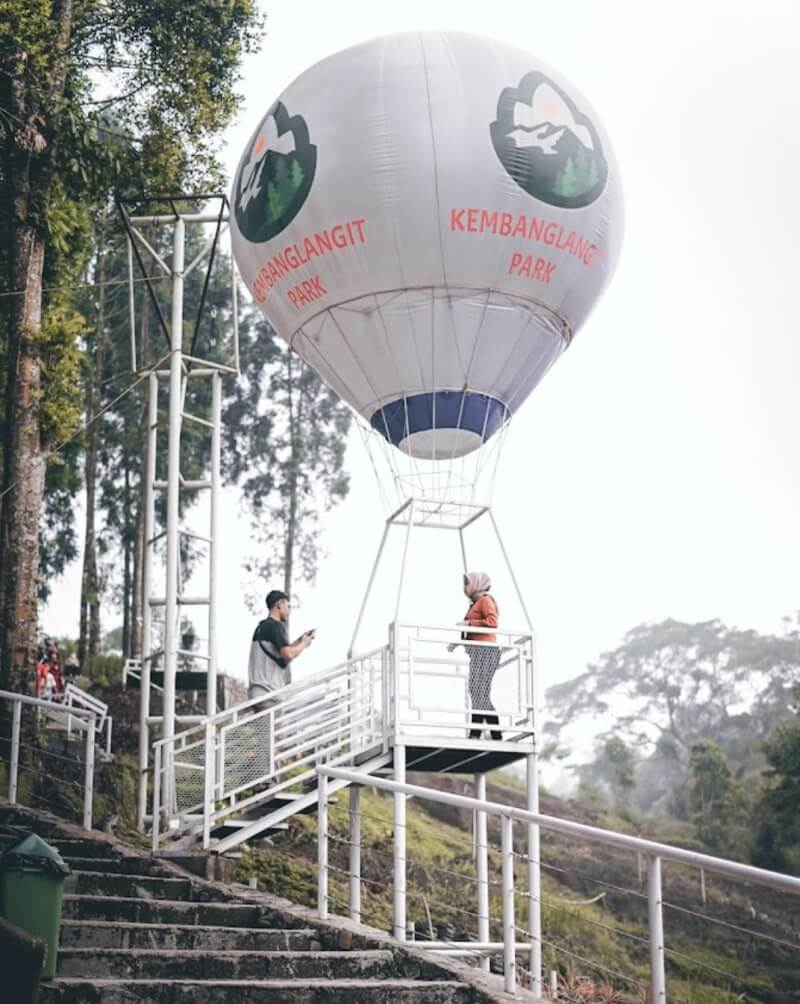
{"left": 0, "top": 830, "right": 71, "bottom": 981}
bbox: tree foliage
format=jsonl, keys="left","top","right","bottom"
{"left": 546, "top": 618, "right": 800, "bottom": 776}
{"left": 0, "top": 0, "right": 263, "bottom": 690}
{"left": 753, "top": 686, "right": 800, "bottom": 873}
{"left": 223, "top": 305, "right": 352, "bottom": 606}
{"left": 688, "top": 739, "right": 748, "bottom": 856}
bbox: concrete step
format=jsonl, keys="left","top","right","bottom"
{"left": 59, "top": 921, "right": 320, "bottom": 952}
{"left": 57, "top": 948, "right": 405, "bottom": 981}
{"left": 68, "top": 871, "right": 193, "bottom": 900}
{"left": 62, "top": 857, "right": 161, "bottom": 876}
{"left": 41, "top": 978, "right": 473, "bottom": 1002}
{"left": 52, "top": 838, "right": 122, "bottom": 859}
{"left": 63, "top": 895, "right": 262, "bottom": 927}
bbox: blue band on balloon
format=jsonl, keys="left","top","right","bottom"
{"left": 370, "top": 391, "right": 508, "bottom": 447}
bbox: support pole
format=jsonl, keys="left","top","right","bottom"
{"left": 394, "top": 501, "right": 416, "bottom": 624}
{"left": 475, "top": 773, "right": 490, "bottom": 972}
{"left": 501, "top": 814, "right": 517, "bottom": 995}
{"left": 349, "top": 784, "right": 361, "bottom": 922}
{"left": 318, "top": 773, "right": 329, "bottom": 920}
{"left": 208, "top": 371, "right": 221, "bottom": 716}
{"left": 488, "top": 509, "right": 534, "bottom": 633}
{"left": 83, "top": 719, "right": 95, "bottom": 830}
{"left": 9, "top": 700, "right": 21, "bottom": 802}
{"left": 527, "top": 752, "right": 542, "bottom": 997}
{"left": 138, "top": 372, "right": 158, "bottom": 831}
{"left": 348, "top": 520, "right": 391, "bottom": 659}
{"left": 458, "top": 528, "right": 468, "bottom": 574}
{"left": 648, "top": 855, "right": 667, "bottom": 1004}
{"left": 162, "top": 216, "right": 185, "bottom": 814}
{"left": 393, "top": 745, "right": 407, "bottom": 941}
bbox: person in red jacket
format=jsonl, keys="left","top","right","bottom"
{"left": 460, "top": 572, "right": 502, "bottom": 741}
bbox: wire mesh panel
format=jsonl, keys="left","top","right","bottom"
{"left": 172, "top": 734, "right": 207, "bottom": 816}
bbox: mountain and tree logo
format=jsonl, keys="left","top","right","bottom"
{"left": 235, "top": 101, "right": 317, "bottom": 243}
{"left": 490, "top": 72, "right": 607, "bottom": 209}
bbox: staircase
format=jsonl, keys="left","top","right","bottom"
{"left": 1, "top": 804, "right": 515, "bottom": 1002}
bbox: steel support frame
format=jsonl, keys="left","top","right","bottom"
{"left": 127, "top": 204, "right": 234, "bottom": 836}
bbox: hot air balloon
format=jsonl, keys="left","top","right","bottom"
{"left": 230, "top": 32, "right": 622, "bottom": 464}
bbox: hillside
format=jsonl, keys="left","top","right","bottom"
{"left": 239, "top": 771, "right": 800, "bottom": 1003}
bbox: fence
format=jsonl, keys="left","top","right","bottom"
{"left": 316, "top": 765, "right": 800, "bottom": 1001}
{"left": 151, "top": 646, "right": 388, "bottom": 849}
{"left": 63, "top": 682, "right": 112, "bottom": 756}
{"left": 1, "top": 689, "right": 97, "bottom": 830}
{"left": 391, "top": 623, "right": 535, "bottom": 744}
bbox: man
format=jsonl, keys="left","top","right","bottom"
{"left": 248, "top": 590, "right": 314, "bottom": 701}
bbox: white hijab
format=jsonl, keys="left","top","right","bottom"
{"left": 464, "top": 572, "right": 491, "bottom": 602}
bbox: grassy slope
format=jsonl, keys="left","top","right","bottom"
{"left": 239, "top": 769, "right": 800, "bottom": 1003}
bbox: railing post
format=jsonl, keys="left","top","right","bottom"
{"left": 106, "top": 718, "right": 113, "bottom": 757}
{"left": 647, "top": 855, "right": 667, "bottom": 1004}
{"left": 83, "top": 716, "right": 96, "bottom": 830}
{"left": 349, "top": 783, "right": 361, "bottom": 922}
{"left": 527, "top": 751, "right": 543, "bottom": 997}
{"left": 202, "top": 720, "right": 215, "bottom": 849}
{"left": 151, "top": 743, "right": 162, "bottom": 852}
{"left": 475, "top": 773, "right": 490, "bottom": 972}
{"left": 393, "top": 744, "right": 407, "bottom": 941}
{"left": 501, "top": 814, "right": 517, "bottom": 995}
{"left": 318, "top": 772, "right": 329, "bottom": 920}
{"left": 9, "top": 700, "right": 21, "bottom": 803}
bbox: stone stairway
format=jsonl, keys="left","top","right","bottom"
{"left": 1, "top": 803, "right": 521, "bottom": 1003}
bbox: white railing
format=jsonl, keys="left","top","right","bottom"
{"left": 316, "top": 765, "right": 800, "bottom": 1000}
{"left": 151, "top": 646, "right": 388, "bottom": 849}
{"left": 392, "top": 623, "right": 535, "bottom": 744}
{"left": 123, "top": 657, "right": 163, "bottom": 692}
{"left": 1, "top": 689, "right": 97, "bottom": 830}
{"left": 149, "top": 621, "right": 535, "bottom": 851}
{"left": 63, "top": 682, "right": 113, "bottom": 756}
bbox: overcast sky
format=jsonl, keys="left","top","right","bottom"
{"left": 45, "top": 1, "right": 800, "bottom": 730}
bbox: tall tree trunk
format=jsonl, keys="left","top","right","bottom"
{"left": 0, "top": 0, "right": 74, "bottom": 693}
{"left": 0, "top": 223, "right": 48, "bottom": 693}
{"left": 79, "top": 209, "right": 108, "bottom": 665}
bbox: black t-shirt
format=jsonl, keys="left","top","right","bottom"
{"left": 253, "top": 617, "right": 289, "bottom": 668}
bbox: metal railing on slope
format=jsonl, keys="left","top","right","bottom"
{"left": 316, "top": 765, "right": 800, "bottom": 1002}
{"left": 63, "top": 682, "right": 113, "bottom": 756}
{"left": 0, "top": 689, "right": 98, "bottom": 829}
{"left": 151, "top": 646, "right": 389, "bottom": 850}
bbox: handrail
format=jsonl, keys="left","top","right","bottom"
{"left": 152, "top": 643, "right": 389, "bottom": 749}
{"left": 1, "top": 689, "right": 97, "bottom": 829}
{"left": 0, "top": 689, "right": 96, "bottom": 718}
{"left": 317, "top": 765, "right": 800, "bottom": 999}
{"left": 319, "top": 765, "right": 800, "bottom": 895}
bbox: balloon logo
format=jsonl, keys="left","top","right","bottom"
{"left": 234, "top": 101, "right": 317, "bottom": 243}
{"left": 490, "top": 72, "right": 608, "bottom": 209}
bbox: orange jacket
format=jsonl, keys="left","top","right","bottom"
{"left": 463, "top": 594, "right": 498, "bottom": 644}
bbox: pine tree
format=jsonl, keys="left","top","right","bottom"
{"left": 290, "top": 160, "right": 304, "bottom": 192}
{"left": 553, "top": 156, "right": 578, "bottom": 199}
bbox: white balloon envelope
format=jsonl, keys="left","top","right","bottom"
{"left": 231, "top": 32, "right": 623, "bottom": 459}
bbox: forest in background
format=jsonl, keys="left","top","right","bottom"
{"left": 0, "top": 1, "right": 351, "bottom": 695}
{"left": 543, "top": 617, "right": 800, "bottom": 878}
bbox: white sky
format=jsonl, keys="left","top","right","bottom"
{"left": 45, "top": 0, "right": 800, "bottom": 728}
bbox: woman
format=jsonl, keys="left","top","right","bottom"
{"left": 460, "top": 572, "right": 502, "bottom": 741}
